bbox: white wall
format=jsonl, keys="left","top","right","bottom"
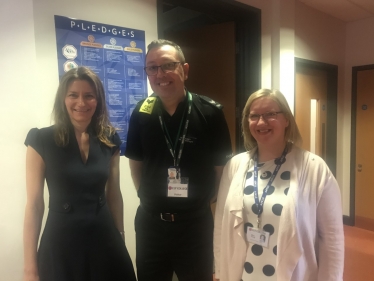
{"left": 0, "top": 0, "right": 38, "bottom": 279}
{"left": 0, "top": 0, "right": 157, "bottom": 279}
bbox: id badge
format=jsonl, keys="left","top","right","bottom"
{"left": 246, "top": 226, "right": 270, "bottom": 248}
{"left": 167, "top": 167, "right": 188, "bottom": 197}
{"left": 167, "top": 181, "right": 188, "bottom": 197}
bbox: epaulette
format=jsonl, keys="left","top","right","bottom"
{"left": 139, "top": 96, "right": 157, "bottom": 114}
{"left": 199, "top": 95, "right": 223, "bottom": 110}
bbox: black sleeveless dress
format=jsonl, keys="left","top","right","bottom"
{"left": 25, "top": 126, "right": 136, "bottom": 281}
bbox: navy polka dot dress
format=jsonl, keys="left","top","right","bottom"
{"left": 241, "top": 157, "right": 290, "bottom": 280}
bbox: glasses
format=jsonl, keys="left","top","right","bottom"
{"left": 247, "top": 111, "right": 283, "bottom": 122}
{"left": 144, "top": 62, "right": 182, "bottom": 76}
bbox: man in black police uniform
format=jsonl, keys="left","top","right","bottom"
{"left": 125, "top": 39, "right": 232, "bottom": 281}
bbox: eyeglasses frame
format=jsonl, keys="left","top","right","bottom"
{"left": 144, "top": 61, "right": 182, "bottom": 76}
{"left": 247, "top": 111, "right": 283, "bottom": 122}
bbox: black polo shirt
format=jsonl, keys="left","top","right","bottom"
{"left": 125, "top": 91, "right": 232, "bottom": 213}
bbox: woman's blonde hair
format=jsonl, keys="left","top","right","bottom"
{"left": 52, "top": 67, "right": 116, "bottom": 147}
{"left": 241, "top": 89, "right": 302, "bottom": 151}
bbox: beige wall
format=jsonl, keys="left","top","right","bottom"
{"left": 295, "top": 2, "right": 346, "bottom": 64}
{"left": 237, "top": 0, "right": 297, "bottom": 107}
{"left": 294, "top": 2, "right": 349, "bottom": 215}
{"left": 293, "top": 3, "right": 374, "bottom": 218}
{"left": 237, "top": 0, "right": 369, "bottom": 217}
{"left": 0, "top": 0, "right": 157, "bottom": 279}
{"left": 344, "top": 17, "right": 374, "bottom": 216}
{"left": 346, "top": 17, "right": 374, "bottom": 67}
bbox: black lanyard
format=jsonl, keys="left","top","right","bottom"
{"left": 251, "top": 145, "right": 288, "bottom": 228}
{"left": 157, "top": 92, "right": 192, "bottom": 168}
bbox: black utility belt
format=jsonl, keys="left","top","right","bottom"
{"left": 139, "top": 202, "right": 209, "bottom": 222}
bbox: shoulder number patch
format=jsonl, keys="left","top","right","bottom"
{"left": 139, "top": 97, "right": 156, "bottom": 114}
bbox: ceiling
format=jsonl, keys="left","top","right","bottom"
{"left": 298, "top": 0, "right": 374, "bottom": 22}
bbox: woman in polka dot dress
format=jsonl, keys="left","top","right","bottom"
{"left": 213, "top": 89, "right": 344, "bottom": 281}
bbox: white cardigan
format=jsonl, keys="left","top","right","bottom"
{"left": 214, "top": 146, "right": 344, "bottom": 281}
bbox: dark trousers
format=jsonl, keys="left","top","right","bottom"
{"left": 135, "top": 206, "right": 214, "bottom": 281}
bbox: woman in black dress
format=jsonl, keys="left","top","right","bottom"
{"left": 23, "top": 67, "right": 137, "bottom": 281}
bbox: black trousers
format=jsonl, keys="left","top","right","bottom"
{"left": 135, "top": 206, "right": 214, "bottom": 281}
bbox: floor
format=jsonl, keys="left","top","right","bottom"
{"left": 172, "top": 225, "right": 374, "bottom": 281}
{"left": 344, "top": 225, "right": 374, "bottom": 280}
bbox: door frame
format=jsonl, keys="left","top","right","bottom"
{"left": 294, "top": 58, "right": 338, "bottom": 175}
{"left": 157, "top": 0, "right": 261, "bottom": 152}
{"left": 348, "top": 64, "right": 374, "bottom": 226}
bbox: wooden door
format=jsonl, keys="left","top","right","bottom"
{"left": 355, "top": 68, "right": 374, "bottom": 231}
{"left": 165, "top": 22, "right": 236, "bottom": 152}
{"left": 295, "top": 66, "right": 327, "bottom": 159}
{"left": 166, "top": 22, "right": 236, "bottom": 219}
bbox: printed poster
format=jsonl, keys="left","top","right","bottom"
{"left": 54, "top": 15, "right": 147, "bottom": 155}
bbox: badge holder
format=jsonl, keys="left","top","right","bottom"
{"left": 246, "top": 226, "right": 270, "bottom": 248}
{"left": 167, "top": 167, "right": 189, "bottom": 197}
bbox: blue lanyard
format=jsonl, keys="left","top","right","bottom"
{"left": 157, "top": 92, "right": 192, "bottom": 168}
{"left": 251, "top": 145, "right": 288, "bottom": 228}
